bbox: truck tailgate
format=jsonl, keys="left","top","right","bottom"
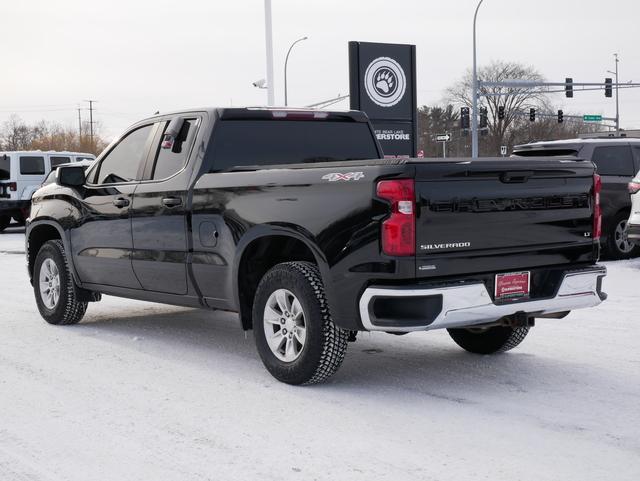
{"left": 413, "top": 157, "right": 596, "bottom": 278}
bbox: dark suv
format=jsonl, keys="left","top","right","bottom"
{"left": 514, "top": 138, "right": 640, "bottom": 259}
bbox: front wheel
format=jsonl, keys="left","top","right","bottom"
{"left": 447, "top": 325, "right": 529, "bottom": 354}
{"left": 253, "top": 262, "right": 349, "bottom": 385}
{"left": 33, "top": 240, "right": 87, "bottom": 325}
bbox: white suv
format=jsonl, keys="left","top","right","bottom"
{"left": 0, "top": 151, "right": 95, "bottom": 231}
{"left": 629, "top": 174, "right": 640, "bottom": 246}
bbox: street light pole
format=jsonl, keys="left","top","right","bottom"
{"left": 614, "top": 53, "right": 620, "bottom": 134}
{"left": 471, "top": 0, "right": 484, "bottom": 158}
{"left": 284, "top": 36, "right": 308, "bottom": 106}
{"left": 264, "top": 0, "right": 275, "bottom": 106}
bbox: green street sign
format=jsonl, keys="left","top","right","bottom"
{"left": 583, "top": 115, "right": 603, "bottom": 122}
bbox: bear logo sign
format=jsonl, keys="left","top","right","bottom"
{"left": 364, "top": 57, "right": 407, "bottom": 108}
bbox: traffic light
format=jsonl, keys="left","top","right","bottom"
{"left": 605, "top": 78, "right": 613, "bottom": 98}
{"left": 529, "top": 108, "right": 536, "bottom": 122}
{"left": 460, "top": 107, "right": 470, "bottom": 129}
{"left": 558, "top": 109, "right": 564, "bottom": 123}
{"left": 498, "top": 105, "right": 505, "bottom": 120}
{"left": 479, "top": 107, "right": 488, "bottom": 128}
{"left": 565, "top": 78, "right": 573, "bottom": 98}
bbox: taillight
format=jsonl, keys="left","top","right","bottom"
{"left": 377, "top": 179, "right": 415, "bottom": 256}
{"left": 628, "top": 180, "right": 640, "bottom": 194}
{"left": 593, "top": 173, "right": 602, "bottom": 241}
{"left": 9, "top": 182, "right": 17, "bottom": 192}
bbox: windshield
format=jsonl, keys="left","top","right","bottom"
{"left": 0, "top": 154, "right": 9, "bottom": 180}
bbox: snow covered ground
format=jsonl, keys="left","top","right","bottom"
{"left": 1, "top": 226, "right": 639, "bottom": 481}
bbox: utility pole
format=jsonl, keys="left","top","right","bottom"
{"left": 471, "top": 0, "right": 484, "bottom": 159}
{"left": 77, "top": 108, "right": 82, "bottom": 141}
{"left": 84, "top": 99, "right": 96, "bottom": 150}
{"left": 264, "top": 0, "right": 275, "bottom": 106}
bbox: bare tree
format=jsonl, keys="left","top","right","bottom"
{"left": 447, "top": 60, "right": 549, "bottom": 154}
{"left": 446, "top": 60, "right": 605, "bottom": 155}
{"left": 0, "top": 116, "right": 109, "bottom": 154}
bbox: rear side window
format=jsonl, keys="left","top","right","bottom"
{"left": 0, "top": 155, "right": 9, "bottom": 180}
{"left": 96, "top": 124, "right": 155, "bottom": 184}
{"left": 592, "top": 146, "right": 634, "bottom": 176}
{"left": 50, "top": 156, "right": 71, "bottom": 170}
{"left": 74, "top": 156, "right": 94, "bottom": 162}
{"left": 632, "top": 146, "right": 640, "bottom": 172}
{"left": 208, "top": 120, "right": 379, "bottom": 171}
{"left": 20, "top": 156, "right": 45, "bottom": 175}
{"left": 151, "top": 118, "right": 198, "bottom": 180}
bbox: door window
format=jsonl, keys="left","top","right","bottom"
{"left": 20, "top": 156, "right": 45, "bottom": 175}
{"left": 96, "top": 124, "right": 154, "bottom": 184}
{"left": 0, "top": 154, "right": 9, "bottom": 180}
{"left": 50, "top": 156, "right": 71, "bottom": 170}
{"left": 150, "top": 118, "right": 198, "bottom": 180}
{"left": 591, "top": 146, "right": 634, "bottom": 176}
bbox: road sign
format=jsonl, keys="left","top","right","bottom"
{"left": 501, "top": 145, "right": 507, "bottom": 156}
{"left": 583, "top": 115, "right": 603, "bottom": 122}
{"left": 436, "top": 133, "right": 451, "bottom": 142}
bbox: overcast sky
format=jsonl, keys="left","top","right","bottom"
{"left": 2, "top": 0, "right": 639, "bottom": 139}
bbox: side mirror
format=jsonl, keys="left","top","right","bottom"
{"left": 57, "top": 165, "right": 86, "bottom": 187}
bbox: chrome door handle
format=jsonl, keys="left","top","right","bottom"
{"left": 113, "top": 197, "right": 130, "bottom": 208}
{"left": 162, "top": 197, "right": 182, "bottom": 208}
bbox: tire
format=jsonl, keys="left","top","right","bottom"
{"left": 33, "top": 239, "right": 87, "bottom": 325}
{"left": 605, "top": 212, "right": 640, "bottom": 260}
{"left": 447, "top": 325, "right": 529, "bottom": 354}
{"left": 0, "top": 215, "right": 10, "bottom": 232}
{"left": 253, "top": 261, "right": 349, "bottom": 385}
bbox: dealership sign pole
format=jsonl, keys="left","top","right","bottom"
{"left": 349, "top": 41, "right": 417, "bottom": 158}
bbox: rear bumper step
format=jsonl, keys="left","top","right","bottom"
{"left": 359, "top": 266, "right": 607, "bottom": 332}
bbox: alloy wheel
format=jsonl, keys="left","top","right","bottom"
{"left": 263, "top": 289, "right": 307, "bottom": 362}
{"left": 39, "top": 258, "right": 61, "bottom": 309}
{"left": 615, "top": 220, "right": 634, "bottom": 254}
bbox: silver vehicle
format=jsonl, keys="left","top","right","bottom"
{"left": 628, "top": 173, "right": 640, "bottom": 245}
{"left": 0, "top": 151, "right": 95, "bottom": 231}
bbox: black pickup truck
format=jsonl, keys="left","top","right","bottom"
{"left": 26, "top": 107, "right": 607, "bottom": 384}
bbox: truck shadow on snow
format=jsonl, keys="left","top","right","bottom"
{"left": 75, "top": 306, "right": 612, "bottom": 400}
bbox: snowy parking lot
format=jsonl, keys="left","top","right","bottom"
{"left": 1, "top": 225, "right": 639, "bottom": 481}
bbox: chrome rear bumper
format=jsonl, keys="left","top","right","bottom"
{"left": 359, "top": 266, "right": 607, "bottom": 332}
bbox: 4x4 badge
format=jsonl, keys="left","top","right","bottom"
{"left": 322, "top": 172, "right": 365, "bottom": 182}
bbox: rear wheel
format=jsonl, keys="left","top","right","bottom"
{"left": 0, "top": 215, "right": 10, "bottom": 232}
{"left": 33, "top": 240, "right": 87, "bottom": 325}
{"left": 606, "top": 213, "right": 640, "bottom": 259}
{"left": 447, "top": 325, "right": 529, "bottom": 354}
{"left": 253, "top": 262, "right": 349, "bottom": 385}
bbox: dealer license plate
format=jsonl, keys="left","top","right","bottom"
{"left": 495, "top": 271, "right": 530, "bottom": 301}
